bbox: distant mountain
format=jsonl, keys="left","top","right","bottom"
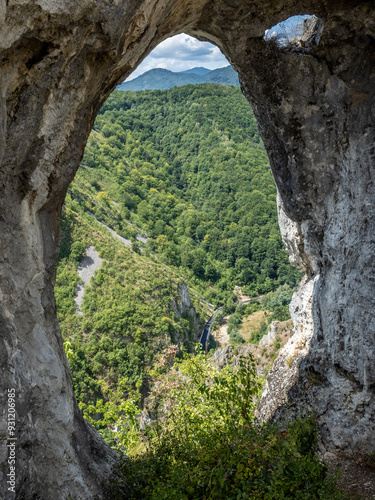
{"left": 181, "top": 67, "right": 211, "bottom": 75}
{"left": 117, "top": 65, "right": 239, "bottom": 91}
{"left": 204, "top": 66, "right": 239, "bottom": 86}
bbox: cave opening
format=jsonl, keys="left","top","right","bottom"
{"left": 264, "top": 14, "right": 323, "bottom": 49}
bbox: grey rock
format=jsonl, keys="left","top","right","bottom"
{"left": 259, "top": 321, "right": 279, "bottom": 347}
{"left": 172, "top": 280, "right": 202, "bottom": 341}
{"left": 75, "top": 246, "right": 103, "bottom": 314}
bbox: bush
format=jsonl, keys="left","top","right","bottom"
{"left": 69, "top": 241, "right": 86, "bottom": 264}
{"left": 229, "top": 330, "right": 245, "bottom": 344}
{"left": 272, "top": 304, "right": 290, "bottom": 321}
{"left": 249, "top": 319, "right": 269, "bottom": 344}
{"left": 223, "top": 294, "right": 237, "bottom": 315}
{"left": 227, "top": 312, "right": 242, "bottom": 335}
{"left": 235, "top": 301, "right": 247, "bottom": 315}
{"left": 213, "top": 309, "right": 225, "bottom": 324}
{"left": 113, "top": 351, "right": 351, "bottom": 500}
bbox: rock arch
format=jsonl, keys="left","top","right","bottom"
{"left": 0, "top": 1, "right": 374, "bottom": 497}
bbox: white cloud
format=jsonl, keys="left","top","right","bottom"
{"left": 126, "top": 34, "right": 229, "bottom": 81}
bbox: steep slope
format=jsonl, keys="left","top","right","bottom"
{"left": 56, "top": 82, "right": 300, "bottom": 430}
{"left": 1, "top": 1, "right": 374, "bottom": 497}
{"left": 56, "top": 194, "right": 208, "bottom": 408}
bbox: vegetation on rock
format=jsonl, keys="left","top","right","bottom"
{"left": 88, "top": 349, "right": 351, "bottom": 499}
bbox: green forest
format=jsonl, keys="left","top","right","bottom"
{"left": 52, "top": 83, "right": 353, "bottom": 498}
{"left": 57, "top": 82, "right": 302, "bottom": 414}
{"left": 57, "top": 201, "right": 208, "bottom": 406}
{"left": 77, "top": 84, "right": 300, "bottom": 301}
{"left": 102, "top": 351, "right": 351, "bottom": 499}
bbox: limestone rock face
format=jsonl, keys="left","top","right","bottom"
{"left": 259, "top": 320, "right": 291, "bottom": 347}
{"left": 0, "top": 0, "right": 374, "bottom": 497}
{"left": 172, "top": 280, "right": 202, "bottom": 341}
{"left": 258, "top": 275, "right": 319, "bottom": 420}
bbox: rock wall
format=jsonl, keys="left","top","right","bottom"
{"left": 241, "top": 7, "right": 375, "bottom": 456}
{"left": 0, "top": 0, "right": 374, "bottom": 497}
{"left": 172, "top": 280, "right": 203, "bottom": 341}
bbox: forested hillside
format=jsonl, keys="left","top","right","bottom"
{"left": 57, "top": 198, "right": 208, "bottom": 408}
{"left": 50, "top": 84, "right": 356, "bottom": 498}
{"left": 56, "top": 82, "right": 301, "bottom": 434}
{"left": 78, "top": 84, "right": 300, "bottom": 304}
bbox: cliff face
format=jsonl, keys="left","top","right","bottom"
{"left": 172, "top": 280, "right": 203, "bottom": 342}
{"left": 0, "top": 1, "right": 374, "bottom": 498}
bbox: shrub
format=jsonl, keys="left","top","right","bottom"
{"left": 286, "top": 356, "right": 294, "bottom": 369}
{"left": 113, "top": 351, "right": 351, "bottom": 500}
{"left": 249, "top": 319, "right": 269, "bottom": 344}
{"left": 229, "top": 330, "right": 246, "bottom": 344}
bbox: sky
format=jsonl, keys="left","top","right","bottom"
{"left": 264, "top": 15, "right": 312, "bottom": 45}
{"left": 126, "top": 16, "right": 312, "bottom": 81}
{"left": 126, "top": 34, "right": 229, "bottom": 81}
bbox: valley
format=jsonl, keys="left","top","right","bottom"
{"left": 2, "top": 3, "right": 373, "bottom": 497}
{"left": 54, "top": 82, "right": 353, "bottom": 498}
{"left": 56, "top": 83, "right": 301, "bottom": 408}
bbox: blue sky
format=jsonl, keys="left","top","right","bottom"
{"left": 264, "top": 15, "right": 312, "bottom": 44}
{"left": 127, "top": 34, "right": 229, "bottom": 81}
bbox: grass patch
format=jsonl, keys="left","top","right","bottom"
{"left": 239, "top": 310, "right": 270, "bottom": 341}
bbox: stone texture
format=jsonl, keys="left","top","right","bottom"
{"left": 173, "top": 280, "right": 202, "bottom": 340}
{"left": 258, "top": 275, "right": 319, "bottom": 420}
{"left": 0, "top": 0, "right": 374, "bottom": 497}
{"left": 210, "top": 319, "right": 294, "bottom": 376}
{"left": 259, "top": 320, "right": 288, "bottom": 347}
{"left": 75, "top": 246, "right": 103, "bottom": 314}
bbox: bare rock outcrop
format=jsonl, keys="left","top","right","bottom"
{"left": 172, "top": 279, "right": 203, "bottom": 342}
{"left": 75, "top": 246, "right": 103, "bottom": 313}
{"left": 0, "top": 0, "right": 374, "bottom": 498}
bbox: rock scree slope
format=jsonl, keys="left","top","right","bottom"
{"left": 75, "top": 246, "right": 103, "bottom": 314}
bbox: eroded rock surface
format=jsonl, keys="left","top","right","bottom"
{"left": 0, "top": 0, "right": 374, "bottom": 498}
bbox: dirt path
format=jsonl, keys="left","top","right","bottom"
{"left": 75, "top": 246, "right": 102, "bottom": 314}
